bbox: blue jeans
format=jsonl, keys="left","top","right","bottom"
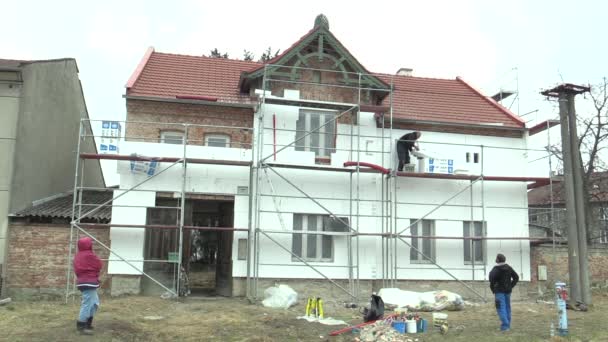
{"left": 495, "top": 292, "right": 511, "bottom": 331}
{"left": 78, "top": 288, "right": 100, "bottom": 322}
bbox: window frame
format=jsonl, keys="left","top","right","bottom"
{"left": 205, "top": 133, "right": 231, "bottom": 148}
{"left": 160, "top": 130, "right": 185, "bottom": 145}
{"left": 291, "top": 214, "right": 336, "bottom": 262}
{"left": 599, "top": 207, "right": 608, "bottom": 244}
{"left": 409, "top": 219, "right": 435, "bottom": 264}
{"left": 463, "top": 221, "right": 486, "bottom": 264}
{"left": 295, "top": 109, "right": 337, "bottom": 160}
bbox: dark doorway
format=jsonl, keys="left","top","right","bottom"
{"left": 143, "top": 196, "right": 234, "bottom": 297}
{"left": 184, "top": 199, "right": 234, "bottom": 296}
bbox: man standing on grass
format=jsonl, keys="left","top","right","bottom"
{"left": 489, "top": 253, "right": 519, "bottom": 332}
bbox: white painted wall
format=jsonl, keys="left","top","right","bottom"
{"left": 109, "top": 91, "right": 536, "bottom": 283}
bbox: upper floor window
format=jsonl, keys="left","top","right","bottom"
{"left": 205, "top": 134, "right": 231, "bottom": 148}
{"left": 295, "top": 110, "right": 336, "bottom": 161}
{"left": 463, "top": 221, "right": 485, "bottom": 264}
{"left": 160, "top": 131, "right": 185, "bottom": 145}
{"left": 410, "top": 219, "right": 435, "bottom": 263}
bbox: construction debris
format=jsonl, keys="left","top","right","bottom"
{"left": 355, "top": 319, "right": 419, "bottom": 342}
{"left": 378, "top": 288, "right": 464, "bottom": 311}
{"left": 0, "top": 298, "right": 12, "bottom": 306}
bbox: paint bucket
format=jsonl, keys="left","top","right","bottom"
{"left": 416, "top": 318, "right": 427, "bottom": 333}
{"left": 392, "top": 321, "right": 406, "bottom": 334}
{"left": 406, "top": 320, "right": 417, "bottom": 333}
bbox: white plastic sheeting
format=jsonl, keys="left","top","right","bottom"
{"left": 262, "top": 284, "right": 298, "bottom": 309}
{"left": 377, "top": 288, "right": 465, "bottom": 311}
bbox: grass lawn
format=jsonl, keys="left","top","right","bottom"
{"left": 0, "top": 290, "right": 607, "bottom": 341}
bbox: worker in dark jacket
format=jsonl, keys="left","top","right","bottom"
{"left": 74, "top": 237, "right": 103, "bottom": 335}
{"left": 489, "top": 253, "right": 519, "bottom": 331}
{"left": 396, "top": 131, "right": 421, "bottom": 171}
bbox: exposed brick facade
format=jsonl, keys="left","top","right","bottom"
{"left": 529, "top": 244, "right": 608, "bottom": 294}
{"left": 5, "top": 222, "right": 110, "bottom": 298}
{"left": 126, "top": 99, "right": 254, "bottom": 148}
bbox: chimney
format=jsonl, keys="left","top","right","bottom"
{"left": 396, "top": 68, "right": 413, "bottom": 76}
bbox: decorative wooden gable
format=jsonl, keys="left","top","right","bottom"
{"left": 240, "top": 14, "right": 390, "bottom": 102}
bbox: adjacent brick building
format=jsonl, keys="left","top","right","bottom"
{"left": 4, "top": 190, "right": 111, "bottom": 298}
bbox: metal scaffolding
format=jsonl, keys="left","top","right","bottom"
{"left": 66, "top": 63, "right": 556, "bottom": 303}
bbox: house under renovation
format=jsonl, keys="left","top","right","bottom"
{"left": 69, "top": 15, "right": 553, "bottom": 300}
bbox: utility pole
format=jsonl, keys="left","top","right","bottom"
{"left": 567, "top": 93, "right": 592, "bottom": 305}
{"left": 541, "top": 83, "right": 591, "bottom": 305}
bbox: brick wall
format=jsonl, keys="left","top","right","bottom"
{"left": 126, "top": 99, "right": 254, "bottom": 148}
{"left": 6, "top": 222, "right": 110, "bottom": 298}
{"left": 255, "top": 58, "right": 382, "bottom": 107}
{"left": 530, "top": 244, "right": 608, "bottom": 294}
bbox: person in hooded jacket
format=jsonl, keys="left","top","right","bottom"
{"left": 73, "top": 237, "right": 103, "bottom": 335}
{"left": 489, "top": 253, "right": 519, "bottom": 332}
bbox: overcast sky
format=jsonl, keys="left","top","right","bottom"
{"left": 4, "top": 0, "right": 606, "bottom": 183}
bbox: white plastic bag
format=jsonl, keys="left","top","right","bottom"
{"left": 262, "top": 284, "right": 298, "bottom": 309}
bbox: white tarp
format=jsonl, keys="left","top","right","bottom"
{"left": 377, "top": 288, "right": 465, "bottom": 311}
{"left": 262, "top": 284, "right": 298, "bottom": 309}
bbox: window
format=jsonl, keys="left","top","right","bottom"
{"left": 410, "top": 219, "right": 435, "bottom": 263}
{"left": 160, "top": 131, "right": 185, "bottom": 144}
{"left": 295, "top": 110, "right": 336, "bottom": 160}
{"left": 237, "top": 239, "right": 248, "bottom": 260}
{"left": 599, "top": 208, "right": 608, "bottom": 244}
{"left": 291, "top": 214, "right": 347, "bottom": 262}
{"left": 205, "top": 134, "right": 231, "bottom": 147}
{"left": 463, "top": 221, "right": 485, "bottom": 264}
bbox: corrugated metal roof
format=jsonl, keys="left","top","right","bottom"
{"left": 12, "top": 190, "right": 113, "bottom": 222}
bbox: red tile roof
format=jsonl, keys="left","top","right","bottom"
{"left": 127, "top": 50, "right": 262, "bottom": 104}
{"left": 377, "top": 74, "right": 524, "bottom": 128}
{"left": 126, "top": 48, "right": 525, "bottom": 128}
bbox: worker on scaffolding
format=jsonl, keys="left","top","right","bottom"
{"left": 397, "top": 131, "right": 421, "bottom": 171}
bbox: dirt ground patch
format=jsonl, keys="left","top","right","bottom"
{"left": 1, "top": 291, "right": 607, "bottom": 341}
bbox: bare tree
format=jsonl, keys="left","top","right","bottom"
{"left": 546, "top": 78, "right": 608, "bottom": 243}
{"left": 243, "top": 50, "right": 255, "bottom": 61}
{"left": 259, "top": 47, "right": 281, "bottom": 62}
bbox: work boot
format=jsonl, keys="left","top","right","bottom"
{"left": 76, "top": 321, "right": 93, "bottom": 335}
{"left": 86, "top": 317, "right": 94, "bottom": 330}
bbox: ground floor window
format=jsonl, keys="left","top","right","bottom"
{"left": 291, "top": 214, "right": 347, "bottom": 262}
{"left": 410, "top": 219, "right": 435, "bottom": 263}
{"left": 463, "top": 221, "right": 485, "bottom": 264}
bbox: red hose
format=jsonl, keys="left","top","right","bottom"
{"left": 343, "top": 161, "right": 390, "bottom": 174}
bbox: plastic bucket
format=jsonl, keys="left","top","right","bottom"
{"left": 392, "top": 321, "right": 406, "bottom": 333}
{"left": 406, "top": 320, "right": 417, "bottom": 333}
{"left": 416, "top": 319, "right": 427, "bottom": 333}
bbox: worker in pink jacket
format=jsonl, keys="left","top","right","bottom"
{"left": 73, "top": 237, "right": 102, "bottom": 335}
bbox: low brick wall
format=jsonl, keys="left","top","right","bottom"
{"left": 530, "top": 244, "right": 608, "bottom": 296}
{"left": 5, "top": 222, "right": 110, "bottom": 299}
